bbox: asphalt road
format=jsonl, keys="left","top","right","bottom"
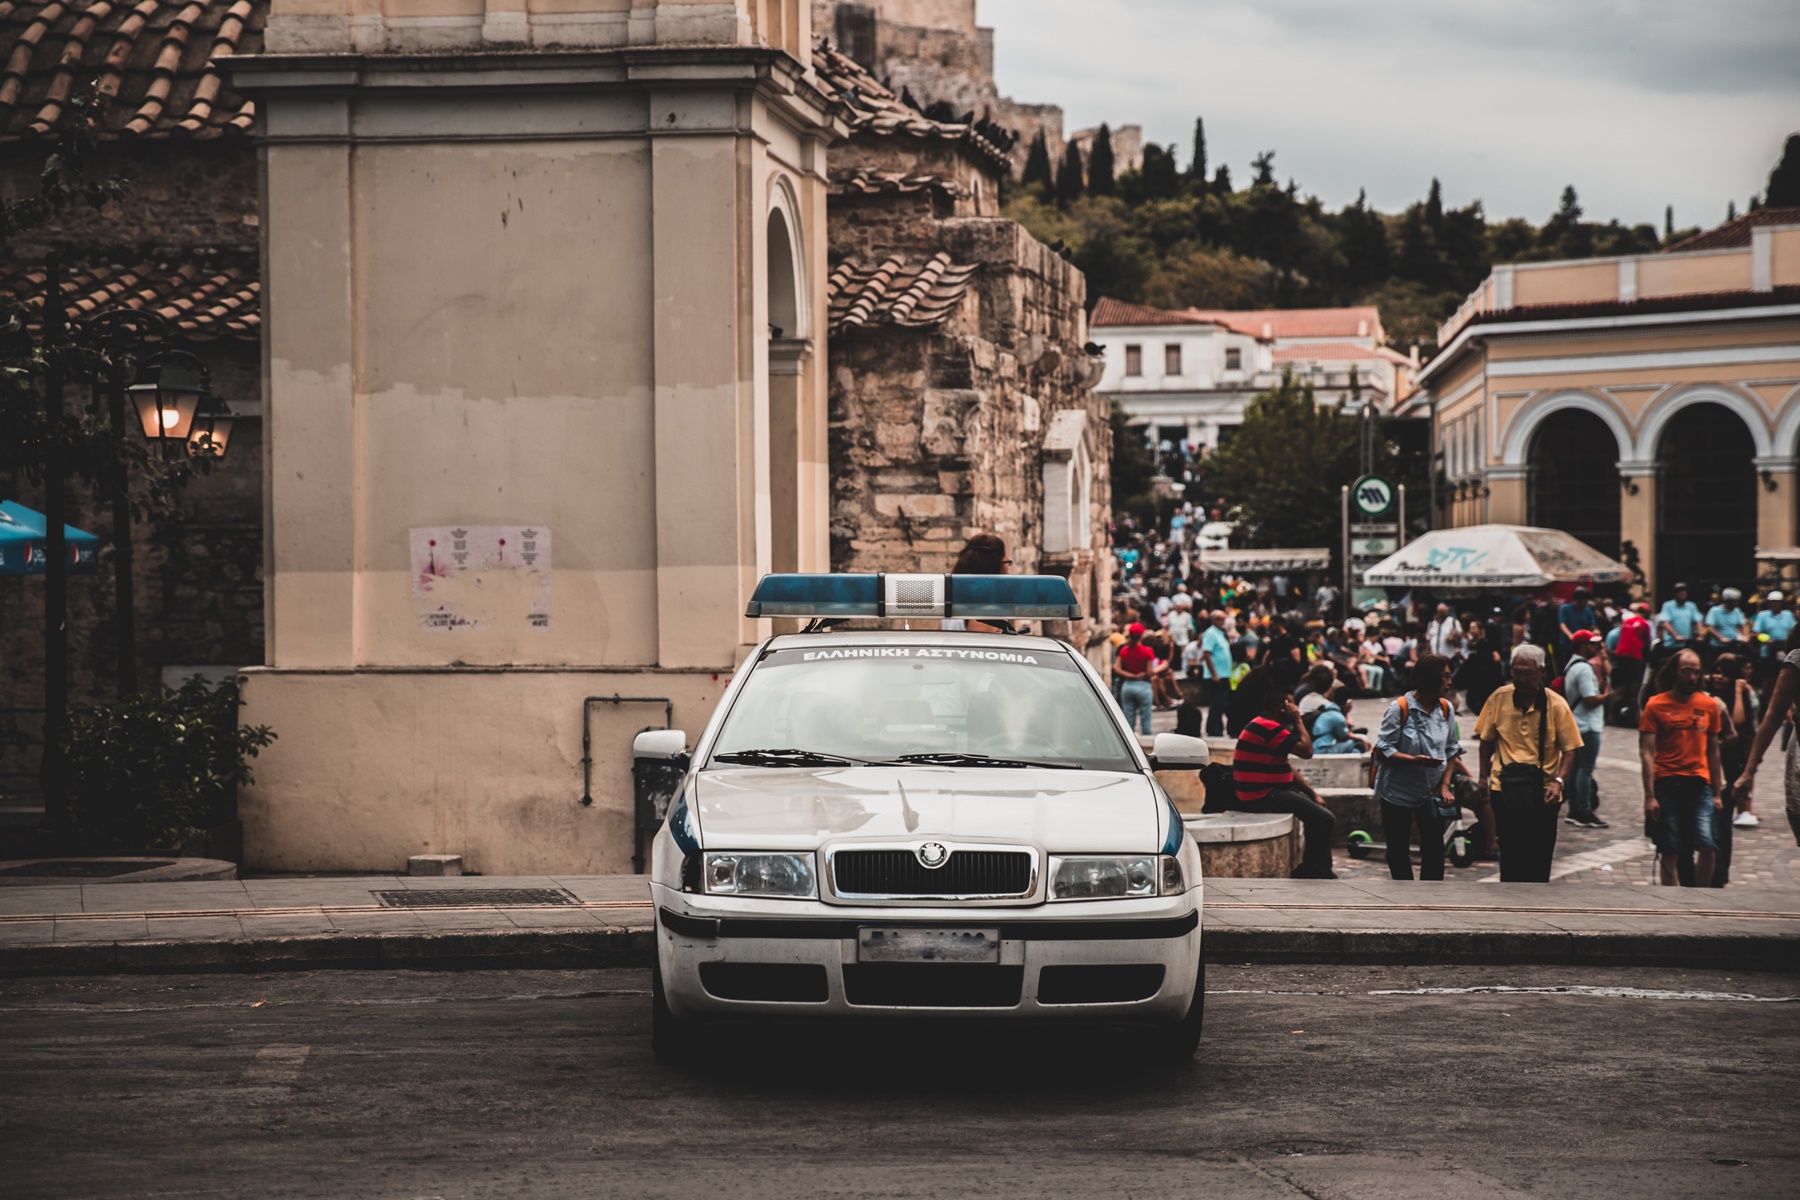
{"left": 2, "top": 964, "right": 1796, "bottom": 1199}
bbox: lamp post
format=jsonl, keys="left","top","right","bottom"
{"left": 30, "top": 267, "right": 233, "bottom": 827}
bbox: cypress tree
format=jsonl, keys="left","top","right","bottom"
{"left": 1213, "top": 163, "right": 1233, "bottom": 194}
{"left": 1768, "top": 133, "right": 1800, "bottom": 207}
{"left": 1188, "top": 117, "right": 1207, "bottom": 184}
{"left": 1089, "top": 124, "right": 1116, "bottom": 196}
{"left": 1727, "top": 199, "right": 1737, "bottom": 221}
{"left": 1021, "top": 131, "right": 1053, "bottom": 190}
{"left": 1425, "top": 178, "right": 1444, "bottom": 232}
{"left": 1664, "top": 205, "right": 1674, "bottom": 239}
{"left": 1056, "top": 139, "right": 1086, "bottom": 207}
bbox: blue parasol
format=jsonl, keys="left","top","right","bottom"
{"left": 0, "top": 500, "right": 101, "bottom": 576}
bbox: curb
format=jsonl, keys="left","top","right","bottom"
{"left": 1, "top": 924, "right": 1794, "bottom": 976}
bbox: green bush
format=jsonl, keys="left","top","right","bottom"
{"left": 63, "top": 678, "right": 276, "bottom": 851}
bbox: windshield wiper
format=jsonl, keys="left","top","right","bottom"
{"left": 711, "top": 748, "right": 859, "bottom": 768}
{"left": 876, "top": 752, "right": 1083, "bottom": 770}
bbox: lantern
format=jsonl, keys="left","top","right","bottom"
{"left": 127, "top": 364, "right": 202, "bottom": 442}
{"left": 187, "top": 395, "right": 236, "bottom": 461}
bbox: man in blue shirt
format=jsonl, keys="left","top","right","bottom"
{"left": 1558, "top": 587, "right": 1598, "bottom": 654}
{"left": 1703, "top": 588, "right": 1750, "bottom": 655}
{"left": 1752, "top": 591, "right": 1794, "bottom": 686}
{"left": 1198, "top": 609, "right": 1235, "bottom": 737}
{"left": 1656, "top": 583, "right": 1703, "bottom": 652}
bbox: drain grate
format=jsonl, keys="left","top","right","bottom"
{"left": 372, "top": 887, "right": 578, "bottom": 908}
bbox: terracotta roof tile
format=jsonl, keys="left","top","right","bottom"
{"left": 812, "top": 39, "right": 1012, "bottom": 176}
{"left": 1272, "top": 342, "right": 1407, "bottom": 364}
{"left": 0, "top": 0, "right": 264, "bottom": 141}
{"left": 827, "top": 252, "right": 978, "bottom": 334}
{"left": 0, "top": 253, "right": 260, "bottom": 340}
{"left": 829, "top": 167, "right": 964, "bottom": 199}
{"left": 1090, "top": 296, "right": 1229, "bottom": 329}
{"left": 1662, "top": 206, "right": 1800, "bottom": 252}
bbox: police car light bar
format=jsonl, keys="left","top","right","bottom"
{"left": 745, "top": 573, "right": 1081, "bottom": 620}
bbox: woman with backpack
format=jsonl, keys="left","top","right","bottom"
{"left": 1371, "top": 653, "right": 1464, "bottom": 881}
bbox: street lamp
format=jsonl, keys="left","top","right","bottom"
{"left": 187, "top": 393, "right": 237, "bottom": 461}
{"left": 127, "top": 363, "right": 203, "bottom": 445}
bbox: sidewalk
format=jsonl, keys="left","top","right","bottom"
{"left": 2, "top": 873, "right": 1794, "bottom": 976}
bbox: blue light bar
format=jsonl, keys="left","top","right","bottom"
{"left": 745, "top": 573, "right": 1081, "bottom": 620}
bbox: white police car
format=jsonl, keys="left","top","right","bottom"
{"left": 645, "top": 573, "right": 1209, "bottom": 1063}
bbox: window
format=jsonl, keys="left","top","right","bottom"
{"left": 1124, "top": 345, "right": 1142, "bottom": 376}
{"left": 1164, "top": 344, "right": 1182, "bottom": 376}
{"left": 1224, "top": 347, "right": 1242, "bottom": 371}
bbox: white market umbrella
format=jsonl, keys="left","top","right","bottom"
{"left": 1361, "top": 524, "right": 1630, "bottom": 589}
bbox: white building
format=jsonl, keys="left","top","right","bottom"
{"left": 1090, "top": 298, "right": 1416, "bottom": 453}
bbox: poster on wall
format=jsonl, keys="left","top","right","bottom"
{"left": 410, "top": 525, "right": 551, "bottom": 632}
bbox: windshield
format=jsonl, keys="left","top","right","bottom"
{"left": 707, "top": 644, "right": 1140, "bottom": 772}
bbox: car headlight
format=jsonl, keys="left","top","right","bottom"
{"left": 702, "top": 852, "right": 817, "bottom": 898}
{"left": 1049, "top": 854, "right": 1185, "bottom": 901}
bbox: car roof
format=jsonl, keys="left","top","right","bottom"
{"left": 764, "top": 628, "right": 1078, "bottom": 655}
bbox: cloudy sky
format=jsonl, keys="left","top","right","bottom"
{"left": 980, "top": 0, "right": 1799, "bottom": 228}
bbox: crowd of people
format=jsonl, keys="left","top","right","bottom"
{"left": 1110, "top": 510, "right": 1800, "bottom": 886}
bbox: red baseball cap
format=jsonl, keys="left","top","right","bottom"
{"left": 1570, "top": 630, "right": 1600, "bottom": 645}
{"left": 1128, "top": 622, "right": 1146, "bottom": 635}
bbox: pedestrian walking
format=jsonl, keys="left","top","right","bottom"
{"left": 1562, "top": 631, "right": 1611, "bottom": 828}
{"left": 1751, "top": 591, "right": 1793, "bottom": 693}
{"left": 1609, "top": 602, "right": 1652, "bottom": 726}
{"left": 1699, "top": 653, "right": 1757, "bottom": 885}
{"left": 1638, "top": 650, "right": 1725, "bottom": 888}
{"left": 1453, "top": 619, "right": 1504, "bottom": 718}
{"left": 1733, "top": 619, "right": 1800, "bottom": 846}
{"left": 1115, "top": 622, "right": 1156, "bottom": 735}
{"left": 1655, "top": 583, "right": 1703, "bottom": 664}
{"left": 1425, "top": 603, "right": 1463, "bottom": 658}
{"left": 1475, "top": 644, "right": 1584, "bottom": 883}
{"left": 1197, "top": 609, "right": 1233, "bottom": 738}
{"left": 1372, "top": 654, "right": 1462, "bottom": 881}
{"left": 1225, "top": 669, "right": 1338, "bottom": 879}
{"left": 1558, "top": 587, "right": 1598, "bottom": 656}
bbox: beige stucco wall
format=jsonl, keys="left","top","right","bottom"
{"left": 1638, "top": 251, "right": 1752, "bottom": 299}
{"left": 1512, "top": 261, "right": 1617, "bottom": 306}
{"left": 233, "top": 38, "right": 840, "bottom": 872}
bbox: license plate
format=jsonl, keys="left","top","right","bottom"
{"left": 857, "top": 927, "right": 1001, "bottom": 964}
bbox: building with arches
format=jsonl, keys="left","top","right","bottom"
{"left": 1418, "top": 208, "right": 1800, "bottom": 597}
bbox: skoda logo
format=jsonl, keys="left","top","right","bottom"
{"left": 917, "top": 842, "right": 950, "bottom": 869}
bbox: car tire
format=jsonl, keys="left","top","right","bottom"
{"left": 1139, "top": 955, "right": 1205, "bottom": 1065}
{"left": 651, "top": 952, "right": 700, "bottom": 1066}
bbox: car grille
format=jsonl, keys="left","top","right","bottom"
{"left": 832, "top": 849, "right": 1033, "bottom": 897}
{"left": 842, "top": 964, "right": 1024, "bottom": 1008}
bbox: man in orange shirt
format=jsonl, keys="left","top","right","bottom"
{"left": 1638, "top": 649, "right": 1725, "bottom": 887}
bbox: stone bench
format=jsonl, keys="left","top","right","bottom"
{"left": 1294, "top": 754, "right": 1371, "bottom": 789}
{"left": 1183, "top": 813, "right": 1297, "bottom": 879}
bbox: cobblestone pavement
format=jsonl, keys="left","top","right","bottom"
{"left": 1156, "top": 703, "right": 1800, "bottom": 890}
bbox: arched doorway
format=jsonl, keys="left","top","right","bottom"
{"left": 766, "top": 208, "right": 799, "bottom": 339}
{"left": 1527, "top": 408, "right": 1622, "bottom": 559}
{"left": 1657, "top": 402, "right": 1756, "bottom": 593}
{"left": 765, "top": 203, "right": 806, "bottom": 576}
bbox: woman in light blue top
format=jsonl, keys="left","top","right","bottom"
{"left": 1372, "top": 653, "right": 1464, "bottom": 881}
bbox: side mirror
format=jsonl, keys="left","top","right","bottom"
{"left": 1149, "top": 732, "right": 1210, "bottom": 771}
{"left": 633, "top": 728, "right": 689, "bottom": 764}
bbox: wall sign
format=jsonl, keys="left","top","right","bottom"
{"left": 410, "top": 525, "right": 551, "bottom": 632}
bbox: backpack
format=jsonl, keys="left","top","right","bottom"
{"left": 1369, "top": 693, "right": 1455, "bottom": 788}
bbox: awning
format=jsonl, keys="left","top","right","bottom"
{"left": 1361, "top": 525, "right": 1629, "bottom": 589}
{"left": 0, "top": 501, "right": 101, "bottom": 576}
{"left": 1191, "top": 548, "right": 1331, "bottom": 573}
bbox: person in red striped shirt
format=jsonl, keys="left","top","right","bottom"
{"left": 1223, "top": 668, "right": 1339, "bottom": 879}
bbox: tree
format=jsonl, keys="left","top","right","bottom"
{"left": 1727, "top": 199, "right": 1737, "bottom": 221}
{"left": 1056, "top": 139, "right": 1085, "bottom": 207}
{"left": 1108, "top": 400, "right": 1157, "bottom": 521}
{"left": 1664, "top": 205, "right": 1674, "bottom": 240}
{"left": 1206, "top": 371, "right": 1397, "bottom": 550}
{"left": 1338, "top": 189, "right": 1389, "bottom": 292}
{"left": 1212, "top": 163, "right": 1233, "bottom": 194}
{"left": 1768, "top": 133, "right": 1800, "bottom": 207}
{"left": 1251, "top": 150, "right": 1276, "bottom": 187}
{"left": 1088, "top": 124, "right": 1116, "bottom": 196}
{"left": 1188, "top": 117, "right": 1207, "bottom": 184}
{"left": 1021, "top": 131, "right": 1053, "bottom": 190}
{"left": 1540, "top": 185, "right": 1592, "bottom": 258}
{"left": 1139, "top": 143, "right": 1179, "bottom": 200}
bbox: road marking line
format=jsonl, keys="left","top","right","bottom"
{"left": 1368, "top": 985, "right": 1798, "bottom": 1002}
{"left": 243, "top": 1044, "right": 310, "bottom": 1085}
{"left": 0, "top": 901, "right": 654, "bottom": 926}
{"left": 1475, "top": 834, "right": 1655, "bottom": 883}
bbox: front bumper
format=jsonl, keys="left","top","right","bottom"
{"left": 652, "top": 884, "right": 1202, "bottom": 1023}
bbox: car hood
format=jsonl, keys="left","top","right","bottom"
{"left": 692, "top": 766, "right": 1159, "bottom": 854}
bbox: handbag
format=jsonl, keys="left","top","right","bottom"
{"left": 1496, "top": 696, "right": 1551, "bottom": 804}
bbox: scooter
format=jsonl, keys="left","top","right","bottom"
{"left": 1346, "top": 803, "right": 1485, "bottom": 869}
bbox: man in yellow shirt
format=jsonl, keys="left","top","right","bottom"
{"left": 1475, "top": 643, "right": 1585, "bottom": 882}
